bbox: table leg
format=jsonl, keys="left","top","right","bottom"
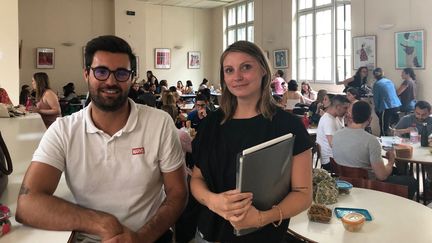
{"left": 415, "top": 162, "right": 420, "bottom": 202}
{"left": 421, "top": 164, "right": 428, "bottom": 205}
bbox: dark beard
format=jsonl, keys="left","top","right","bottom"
{"left": 89, "top": 84, "right": 130, "bottom": 112}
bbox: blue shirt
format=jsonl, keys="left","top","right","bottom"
{"left": 372, "top": 77, "right": 401, "bottom": 113}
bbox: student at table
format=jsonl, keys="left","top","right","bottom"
{"left": 190, "top": 40, "right": 313, "bottom": 243}
{"left": 187, "top": 94, "right": 210, "bottom": 130}
{"left": 316, "top": 95, "right": 350, "bottom": 171}
{"left": 16, "top": 35, "right": 187, "bottom": 243}
{"left": 0, "top": 87, "right": 13, "bottom": 105}
{"left": 397, "top": 68, "right": 417, "bottom": 114}
{"left": 31, "top": 72, "right": 61, "bottom": 128}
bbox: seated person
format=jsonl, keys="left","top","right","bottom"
{"left": 19, "top": 85, "right": 31, "bottom": 106}
{"left": 128, "top": 82, "right": 144, "bottom": 102}
{"left": 282, "top": 79, "right": 304, "bottom": 112}
{"left": 309, "top": 89, "right": 329, "bottom": 125}
{"left": 63, "top": 82, "right": 78, "bottom": 101}
{"left": 333, "top": 101, "right": 417, "bottom": 198}
{"left": 0, "top": 87, "right": 12, "bottom": 105}
{"left": 187, "top": 94, "right": 209, "bottom": 130}
{"left": 316, "top": 95, "right": 350, "bottom": 171}
{"left": 197, "top": 88, "right": 216, "bottom": 111}
{"left": 136, "top": 82, "right": 156, "bottom": 107}
{"left": 394, "top": 100, "right": 432, "bottom": 188}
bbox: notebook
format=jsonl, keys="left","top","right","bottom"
{"left": 235, "top": 133, "right": 295, "bottom": 236}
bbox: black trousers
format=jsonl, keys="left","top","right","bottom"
{"left": 376, "top": 107, "right": 399, "bottom": 136}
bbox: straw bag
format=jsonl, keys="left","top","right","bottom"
{"left": 0, "top": 132, "right": 13, "bottom": 197}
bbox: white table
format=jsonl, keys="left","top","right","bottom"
{"left": 289, "top": 188, "right": 432, "bottom": 243}
{"left": 0, "top": 114, "right": 72, "bottom": 242}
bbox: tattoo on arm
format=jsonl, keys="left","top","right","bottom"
{"left": 19, "top": 185, "right": 30, "bottom": 196}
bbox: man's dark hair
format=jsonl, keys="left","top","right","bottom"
{"left": 352, "top": 100, "right": 371, "bottom": 124}
{"left": 198, "top": 88, "right": 211, "bottom": 101}
{"left": 143, "top": 82, "right": 151, "bottom": 91}
{"left": 373, "top": 67, "right": 384, "bottom": 80}
{"left": 415, "top": 100, "right": 431, "bottom": 112}
{"left": 276, "top": 70, "right": 284, "bottom": 77}
{"left": 196, "top": 93, "right": 208, "bottom": 102}
{"left": 287, "top": 79, "right": 298, "bottom": 91}
{"left": 84, "top": 35, "right": 136, "bottom": 76}
{"left": 346, "top": 87, "right": 360, "bottom": 100}
{"left": 169, "top": 86, "right": 177, "bottom": 93}
{"left": 330, "top": 94, "right": 350, "bottom": 107}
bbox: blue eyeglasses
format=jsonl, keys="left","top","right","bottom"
{"left": 89, "top": 66, "right": 133, "bottom": 82}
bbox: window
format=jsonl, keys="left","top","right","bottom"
{"left": 226, "top": 1, "right": 254, "bottom": 47}
{"left": 296, "top": 0, "right": 351, "bottom": 83}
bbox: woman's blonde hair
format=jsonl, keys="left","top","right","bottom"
{"left": 219, "top": 41, "right": 276, "bottom": 123}
{"left": 161, "top": 91, "right": 176, "bottom": 106}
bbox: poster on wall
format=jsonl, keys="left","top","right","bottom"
{"left": 352, "top": 35, "right": 376, "bottom": 70}
{"left": 155, "top": 48, "right": 171, "bottom": 69}
{"left": 273, "top": 49, "right": 289, "bottom": 69}
{"left": 187, "top": 51, "right": 201, "bottom": 69}
{"left": 395, "top": 30, "right": 425, "bottom": 69}
{"left": 36, "top": 48, "right": 55, "bottom": 69}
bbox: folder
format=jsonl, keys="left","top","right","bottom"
{"left": 235, "top": 133, "right": 295, "bottom": 236}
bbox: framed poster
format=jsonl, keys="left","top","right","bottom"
{"left": 352, "top": 35, "right": 376, "bottom": 70}
{"left": 154, "top": 48, "right": 171, "bottom": 69}
{"left": 395, "top": 30, "right": 425, "bottom": 69}
{"left": 273, "top": 49, "right": 288, "bottom": 69}
{"left": 187, "top": 51, "right": 201, "bottom": 69}
{"left": 36, "top": 48, "right": 55, "bottom": 69}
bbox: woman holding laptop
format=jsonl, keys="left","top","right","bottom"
{"left": 190, "top": 41, "right": 313, "bottom": 243}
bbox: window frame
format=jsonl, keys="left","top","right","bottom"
{"left": 225, "top": 0, "right": 254, "bottom": 47}
{"left": 296, "top": 0, "right": 351, "bottom": 84}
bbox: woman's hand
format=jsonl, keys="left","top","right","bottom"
{"left": 208, "top": 189, "right": 253, "bottom": 221}
{"left": 229, "top": 205, "right": 261, "bottom": 230}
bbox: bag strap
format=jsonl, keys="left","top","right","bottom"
{"left": 0, "top": 132, "right": 13, "bottom": 175}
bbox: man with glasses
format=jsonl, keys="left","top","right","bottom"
{"left": 187, "top": 94, "right": 209, "bottom": 130}
{"left": 16, "top": 35, "right": 187, "bottom": 243}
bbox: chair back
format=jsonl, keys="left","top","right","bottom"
{"left": 330, "top": 157, "right": 368, "bottom": 179}
{"left": 311, "top": 143, "right": 321, "bottom": 168}
{"left": 339, "top": 176, "right": 408, "bottom": 199}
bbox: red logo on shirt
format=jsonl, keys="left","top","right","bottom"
{"left": 132, "top": 147, "right": 145, "bottom": 155}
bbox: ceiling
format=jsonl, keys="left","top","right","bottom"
{"left": 135, "top": 0, "right": 236, "bottom": 9}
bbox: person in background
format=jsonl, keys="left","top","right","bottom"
{"left": 345, "top": 87, "right": 361, "bottom": 126}
{"left": 199, "top": 78, "right": 209, "bottom": 91}
{"left": 190, "top": 41, "right": 312, "bottom": 243}
{"left": 0, "top": 87, "right": 13, "bottom": 105}
{"left": 161, "top": 104, "right": 192, "bottom": 154}
{"left": 300, "top": 81, "right": 317, "bottom": 105}
{"left": 197, "top": 88, "right": 217, "bottom": 111}
{"left": 136, "top": 81, "right": 156, "bottom": 107}
{"left": 184, "top": 80, "right": 195, "bottom": 94}
{"left": 159, "top": 80, "right": 169, "bottom": 93}
{"left": 309, "top": 90, "right": 330, "bottom": 125}
{"left": 372, "top": 67, "right": 401, "bottom": 136}
{"left": 31, "top": 72, "right": 61, "bottom": 128}
{"left": 63, "top": 82, "right": 78, "bottom": 101}
{"left": 19, "top": 85, "right": 31, "bottom": 106}
{"left": 397, "top": 67, "right": 416, "bottom": 114}
{"left": 177, "top": 80, "right": 185, "bottom": 95}
{"left": 282, "top": 79, "right": 304, "bottom": 112}
{"left": 187, "top": 94, "right": 209, "bottom": 130}
{"left": 271, "top": 70, "right": 285, "bottom": 95}
{"left": 342, "top": 66, "right": 368, "bottom": 92}
{"left": 128, "top": 81, "right": 144, "bottom": 102}
{"left": 316, "top": 95, "right": 350, "bottom": 171}
{"left": 393, "top": 100, "right": 432, "bottom": 181}
{"left": 16, "top": 35, "right": 187, "bottom": 243}
{"left": 333, "top": 101, "right": 417, "bottom": 199}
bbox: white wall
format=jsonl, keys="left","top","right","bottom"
{"left": 19, "top": 0, "right": 114, "bottom": 96}
{"left": 0, "top": 1, "right": 19, "bottom": 104}
{"left": 114, "top": 0, "right": 215, "bottom": 89}
{"left": 352, "top": 0, "right": 431, "bottom": 103}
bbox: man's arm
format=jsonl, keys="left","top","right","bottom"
{"left": 371, "top": 151, "right": 395, "bottom": 181}
{"left": 136, "top": 165, "right": 187, "bottom": 243}
{"left": 16, "top": 162, "right": 123, "bottom": 240}
{"left": 326, "top": 135, "right": 334, "bottom": 148}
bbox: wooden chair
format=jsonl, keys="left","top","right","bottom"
{"left": 330, "top": 157, "right": 368, "bottom": 179}
{"left": 339, "top": 176, "right": 409, "bottom": 199}
{"left": 311, "top": 143, "right": 321, "bottom": 168}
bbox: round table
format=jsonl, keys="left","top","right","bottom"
{"left": 0, "top": 114, "right": 73, "bottom": 242}
{"left": 289, "top": 188, "right": 432, "bottom": 243}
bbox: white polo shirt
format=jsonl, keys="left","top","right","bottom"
{"left": 32, "top": 99, "right": 184, "bottom": 231}
{"left": 316, "top": 112, "right": 344, "bottom": 165}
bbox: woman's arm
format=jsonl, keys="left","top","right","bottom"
{"left": 190, "top": 167, "right": 253, "bottom": 220}
{"left": 229, "top": 149, "right": 313, "bottom": 229}
{"left": 343, "top": 77, "right": 354, "bottom": 86}
{"left": 397, "top": 82, "right": 408, "bottom": 96}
